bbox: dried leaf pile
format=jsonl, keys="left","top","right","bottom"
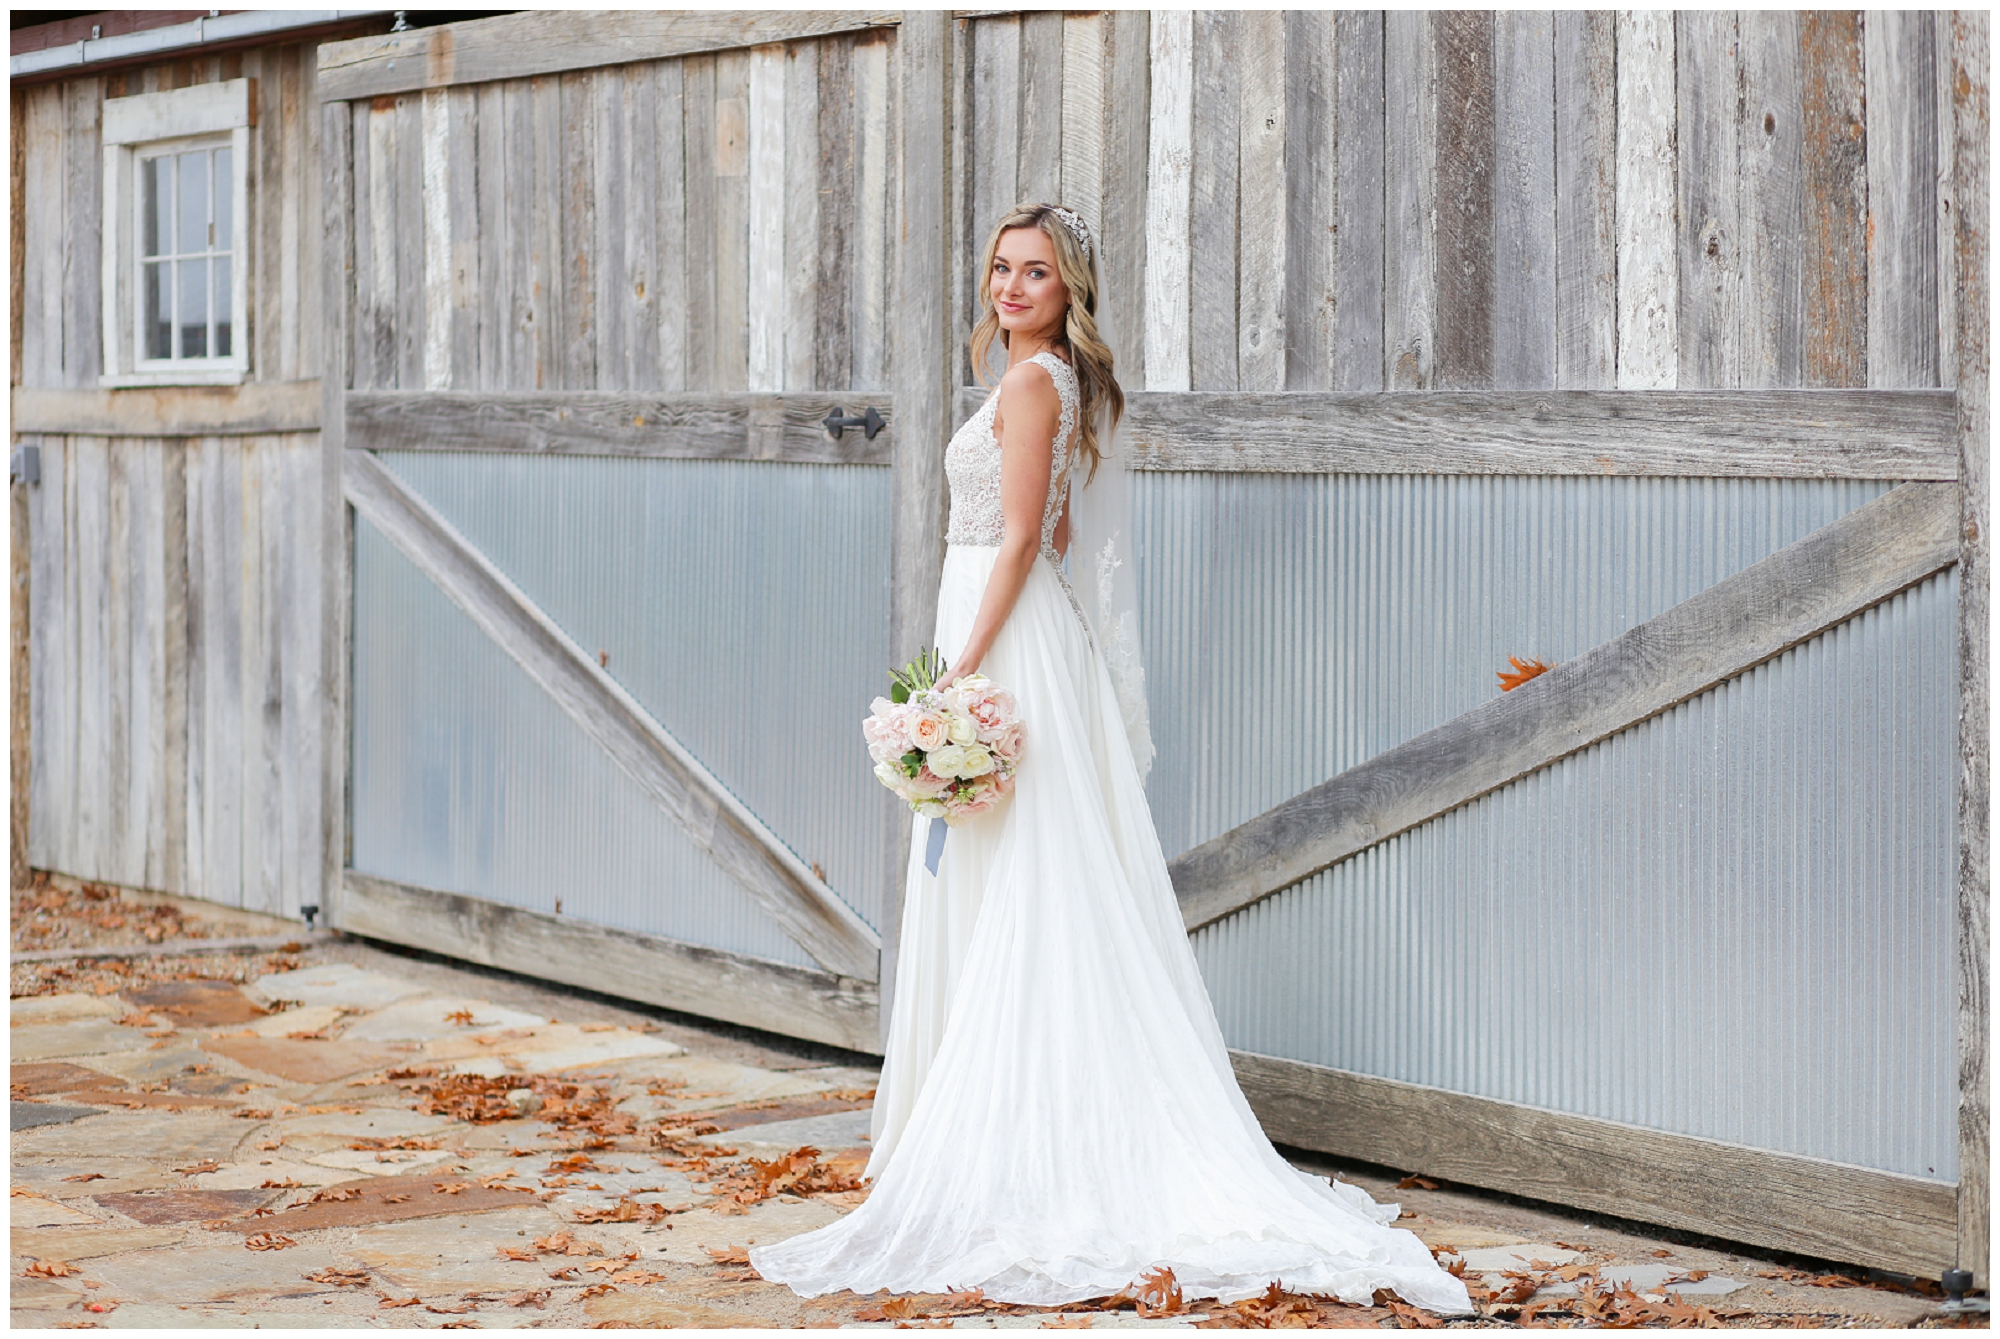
{"left": 11, "top": 875, "right": 215, "bottom": 953}
{"left": 400, "top": 1071, "right": 635, "bottom": 1139}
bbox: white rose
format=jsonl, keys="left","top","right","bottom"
{"left": 955, "top": 744, "right": 996, "bottom": 777}
{"left": 874, "top": 760, "right": 905, "bottom": 791}
{"left": 947, "top": 713, "right": 978, "bottom": 746}
{"left": 926, "top": 743, "right": 969, "bottom": 778}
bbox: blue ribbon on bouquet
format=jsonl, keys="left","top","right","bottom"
{"left": 924, "top": 817, "right": 948, "bottom": 875}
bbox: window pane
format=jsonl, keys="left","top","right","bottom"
{"left": 141, "top": 156, "right": 171, "bottom": 258}
{"left": 213, "top": 147, "right": 232, "bottom": 251}
{"left": 178, "top": 258, "right": 208, "bottom": 358}
{"left": 142, "top": 261, "right": 172, "bottom": 360}
{"left": 177, "top": 151, "right": 208, "bottom": 255}
{"left": 213, "top": 255, "right": 231, "bottom": 357}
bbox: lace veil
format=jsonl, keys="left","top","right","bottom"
{"left": 1068, "top": 237, "right": 1155, "bottom": 782}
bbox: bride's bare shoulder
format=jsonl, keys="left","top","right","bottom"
{"left": 994, "top": 358, "right": 1061, "bottom": 435}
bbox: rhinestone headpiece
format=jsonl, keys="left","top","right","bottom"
{"left": 1046, "top": 205, "right": 1093, "bottom": 262}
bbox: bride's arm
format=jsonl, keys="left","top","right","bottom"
{"left": 948, "top": 360, "right": 1062, "bottom": 682}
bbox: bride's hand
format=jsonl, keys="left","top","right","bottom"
{"left": 940, "top": 659, "right": 981, "bottom": 690}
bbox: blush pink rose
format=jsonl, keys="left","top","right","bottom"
{"left": 908, "top": 711, "right": 950, "bottom": 752}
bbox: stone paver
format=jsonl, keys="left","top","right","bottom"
{"left": 10, "top": 920, "right": 1969, "bottom": 1330}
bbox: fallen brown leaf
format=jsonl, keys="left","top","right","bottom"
{"left": 1497, "top": 656, "right": 1552, "bottom": 691}
{"left": 24, "top": 1259, "right": 78, "bottom": 1278}
{"left": 379, "top": 1295, "right": 423, "bottom": 1308}
{"left": 61, "top": 1173, "right": 106, "bottom": 1183}
{"left": 1395, "top": 1174, "right": 1440, "bottom": 1191}
{"left": 244, "top": 1233, "right": 297, "bottom": 1251}
{"left": 307, "top": 1267, "right": 371, "bottom": 1287}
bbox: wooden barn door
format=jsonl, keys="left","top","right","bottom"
{"left": 317, "top": 12, "right": 957, "bottom": 1054}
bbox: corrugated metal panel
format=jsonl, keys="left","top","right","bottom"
{"left": 1191, "top": 569, "right": 1959, "bottom": 1181}
{"left": 1134, "top": 474, "right": 1895, "bottom": 858}
{"left": 372, "top": 452, "right": 895, "bottom": 930}
{"left": 349, "top": 515, "right": 818, "bottom": 968}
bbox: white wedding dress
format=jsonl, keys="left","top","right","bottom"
{"left": 751, "top": 352, "right": 1472, "bottom": 1313}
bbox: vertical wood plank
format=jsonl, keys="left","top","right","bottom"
{"left": 420, "top": 88, "right": 451, "bottom": 389}
{"left": 283, "top": 47, "right": 309, "bottom": 381}
{"left": 1189, "top": 9, "right": 1241, "bottom": 392}
{"left": 1434, "top": 10, "right": 1496, "bottom": 389}
{"left": 1143, "top": 10, "right": 1192, "bottom": 392}
{"left": 72, "top": 441, "right": 109, "bottom": 880}
{"left": 653, "top": 59, "right": 688, "bottom": 394}
{"left": 1554, "top": 10, "right": 1617, "bottom": 389}
{"left": 1101, "top": 9, "right": 1150, "bottom": 391}
{"left": 816, "top": 38, "right": 854, "bottom": 392}
{"left": 783, "top": 40, "right": 820, "bottom": 393}
{"left": 319, "top": 97, "right": 353, "bottom": 922}
{"left": 1493, "top": 11, "right": 1556, "bottom": 390}
{"left": 747, "top": 43, "right": 787, "bottom": 393}
{"left": 1866, "top": 10, "right": 1942, "bottom": 388}
{"left": 1384, "top": 11, "right": 1437, "bottom": 389}
{"left": 1282, "top": 10, "right": 1335, "bottom": 392}
{"left": 19, "top": 87, "right": 55, "bottom": 387}
{"left": 682, "top": 55, "right": 718, "bottom": 390}
{"left": 474, "top": 82, "right": 506, "bottom": 390}
{"left": 123, "top": 441, "right": 164, "bottom": 889}
{"left": 394, "top": 93, "right": 424, "bottom": 390}
{"left": 181, "top": 439, "right": 207, "bottom": 898}
{"left": 971, "top": 16, "right": 1022, "bottom": 253}
{"left": 256, "top": 53, "right": 284, "bottom": 383}
{"left": 64, "top": 79, "right": 103, "bottom": 388}
{"left": 559, "top": 71, "right": 599, "bottom": 390}
{"left": 626, "top": 62, "right": 663, "bottom": 394}
{"left": 1800, "top": 11, "right": 1869, "bottom": 387}
{"left": 1936, "top": 14, "right": 1958, "bottom": 391}
{"left": 11, "top": 86, "right": 27, "bottom": 391}
{"left": 447, "top": 86, "right": 481, "bottom": 391}
{"left": 158, "top": 441, "right": 189, "bottom": 895}
{"left": 591, "top": 68, "right": 631, "bottom": 392}
{"left": 530, "top": 75, "right": 562, "bottom": 390}
{"left": 714, "top": 51, "right": 751, "bottom": 392}
{"left": 26, "top": 438, "right": 69, "bottom": 870}
{"left": 106, "top": 442, "right": 136, "bottom": 885}
{"left": 350, "top": 98, "right": 382, "bottom": 391}
{"left": 1616, "top": 10, "right": 1679, "bottom": 389}
{"left": 11, "top": 454, "right": 30, "bottom": 885}
{"left": 1677, "top": 11, "right": 1742, "bottom": 389}
{"left": 851, "top": 36, "right": 890, "bottom": 391}
{"left": 211, "top": 435, "right": 246, "bottom": 906}
{"left": 948, "top": 19, "right": 974, "bottom": 384}
{"left": 1237, "top": 10, "right": 1287, "bottom": 393}
{"left": 1950, "top": 9, "right": 1991, "bottom": 1287}
{"left": 245, "top": 436, "right": 280, "bottom": 916}
{"left": 1016, "top": 11, "right": 1063, "bottom": 205}
{"left": 1740, "top": 10, "right": 1806, "bottom": 389}
{"left": 1331, "top": 10, "right": 1385, "bottom": 393}
{"left": 1059, "top": 12, "right": 1104, "bottom": 230}
{"left": 275, "top": 436, "right": 311, "bottom": 918}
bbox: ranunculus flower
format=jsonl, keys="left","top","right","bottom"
{"left": 926, "top": 744, "right": 969, "bottom": 779}
{"left": 947, "top": 713, "right": 978, "bottom": 746}
{"left": 955, "top": 744, "right": 996, "bottom": 777}
{"left": 909, "top": 711, "right": 950, "bottom": 752}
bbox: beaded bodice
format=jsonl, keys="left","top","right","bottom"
{"left": 944, "top": 350, "right": 1080, "bottom": 555}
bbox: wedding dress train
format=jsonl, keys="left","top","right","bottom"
{"left": 750, "top": 353, "right": 1471, "bottom": 1313}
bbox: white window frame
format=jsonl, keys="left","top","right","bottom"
{"left": 100, "top": 79, "right": 253, "bottom": 387}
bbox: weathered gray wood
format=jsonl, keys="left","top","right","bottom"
{"left": 318, "top": 11, "right": 901, "bottom": 103}
{"left": 320, "top": 97, "right": 353, "bottom": 924}
{"left": 179, "top": 437, "right": 207, "bottom": 898}
{"left": 1281, "top": 11, "right": 1333, "bottom": 393}
{"left": 558, "top": 71, "right": 597, "bottom": 391}
{"left": 342, "top": 449, "right": 881, "bottom": 980}
{"left": 19, "top": 86, "right": 55, "bottom": 388}
{"left": 418, "top": 89, "right": 451, "bottom": 389}
{"left": 529, "top": 74, "right": 561, "bottom": 392}
{"left": 1331, "top": 10, "right": 1383, "bottom": 394}
{"left": 97, "top": 442, "right": 132, "bottom": 884}
{"left": 1230, "top": 11, "right": 1285, "bottom": 396}
{"left": 350, "top": 95, "right": 386, "bottom": 392}
{"left": 1491, "top": 12, "right": 1555, "bottom": 390}
{"left": 1616, "top": 10, "right": 1677, "bottom": 389}
{"left": 1801, "top": 11, "right": 1869, "bottom": 387}
{"left": 595, "top": 69, "right": 632, "bottom": 393}
{"left": 714, "top": 51, "right": 751, "bottom": 392}
{"left": 158, "top": 442, "right": 189, "bottom": 896}
{"left": 1677, "top": 11, "right": 1741, "bottom": 389}
{"left": 472, "top": 81, "right": 505, "bottom": 391}
{"left": 71, "top": 440, "right": 109, "bottom": 879}
{"left": 1100, "top": 9, "right": 1149, "bottom": 391}
{"left": 63, "top": 78, "right": 102, "bottom": 388}
{"left": 1142, "top": 10, "right": 1191, "bottom": 392}
{"left": 652, "top": 59, "right": 688, "bottom": 394}
{"left": 1015, "top": 10, "right": 1062, "bottom": 204}
{"left": 746, "top": 43, "right": 786, "bottom": 393}
{"left": 849, "top": 36, "right": 891, "bottom": 392}
{"left": 1553, "top": 11, "right": 1616, "bottom": 390}
{"left": 340, "top": 871, "right": 880, "bottom": 1054}
{"left": 1433, "top": 10, "right": 1494, "bottom": 390}
{"left": 1188, "top": 10, "right": 1239, "bottom": 393}
{"left": 1867, "top": 10, "right": 1942, "bottom": 389}
{"left": 970, "top": 14, "right": 1021, "bottom": 332}
{"left": 125, "top": 442, "right": 166, "bottom": 889}
{"left": 12, "top": 83, "right": 29, "bottom": 392}
{"left": 1232, "top": 1050, "right": 1959, "bottom": 1280}
{"left": 1739, "top": 11, "right": 1805, "bottom": 390}
{"left": 11, "top": 382, "right": 323, "bottom": 436}
{"left": 1935, "top": 13, "right": 1958, "bottom": 392}
{"left": 1058, "top": 13, "right": 1103, "bottom": 241}
{"left": 1383, "top": 11, "right": 1436, "bottom": 389}
{"left": 1171, "top": 482, "right": 1962, "bottom": 933}
{"left": 346, "top": 390, "right": 894, "bottom": 464}
{"left": 295, "top": 47, "right": 322, "bottom": 383}
{"left": 394, "top": 92, "right": 424, "bottom": 391}
{"left": 438, "top": 87, "right": 477, "bottom": 391}
{"left": 891, "top": 10, "right": 956, "bottom": 1048}
{"left": 26, "top": 437, "right": 66, "bottom": 870}
{"left": 237, "top": 436, "right": 275, "bottom": 915}
{"left": 947, "top": 387, "right": 1956, "bottom": 479}
{"left": 682, "top": 56, "right": 718, "bottom": 391}
{"left": 11, "top": 459, "right": 31, "bottom": 887}
{"left": 782, "top": 40, "right": 819, "bottom": 394}
{"left": 1950, "top": 8, "right": 1990, "bottom": 1287}
{"left": 816, "top": 37, "right": 854, "bottom": 392}
{"left": 256, "top": 54, "right": 284, "bottom": 385}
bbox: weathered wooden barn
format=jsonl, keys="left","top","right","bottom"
{"left": 11, "top": 8, "right": 1990, "bottom": 1289}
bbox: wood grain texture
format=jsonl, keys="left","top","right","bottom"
{"left": 1383, "top": 11, "right": 1436, "bottom": 389}
{"left": 1433, "top": 10, "right": 1495, "bottom": 390}
{"left": 558, "top": 71, "right": 597, "bottom": 391}
{"left": 1493, "top": 11, "right": 1555, "bottom": 390}
{"left": 12, "top": 382, "right": 322, "bottom": 436}
{"left": 682, "top": 56, "right": 718, "bottom": 392}
{"left": 782, "top": 40, "right": 819, "bottom": 394}
{"left": 715, "top": 52, "right": 750, "bottom": 393}
{"left": 394, "top": 93, "right": 424, "bottom": 391}
{"left": 1553, "top": 11, "right": 1616, "bottom": 389}
{"left": 1950, "top": 9, "right": 1990, "bottom": 1285}
{"left": 1935, "top": 13, "right": 1958, "bottom": 393}
{"left": 1142, "top": 10, "right": 1191, "bottom": 392}
{"left": 1616, "top": 10, "right": 1677, "bottom": 389}
{"left": 11, "top": 86, "right": 27, "bottom": 391}
{"left": 1058, "top": 13, "right": 1104, "bottom": 242}
{"left": 1740, "top": 11, "right": 1806, "bottom": 389}
{"left": 947, "top": 387, "right": 1956, "bottom": 479}
{"left": 1100, "top": 9, "right": 1149, "bottom": 392}
{"left": 340, "top": 871, "right": 880, "bottom": 1053}
{"left": 1171, "top": 482, "right": 1962, "bottom": 932}
{"left": 1015, "top": 10, "right": 1062, "bottom": 204}
{"left": 11, "top": 470, "right": 29, "bottom": 887}
{"left": 654, "top": 60, "right": 689, "bottom": 394}
{"left": 346, "top": 391, "right": 894, "bottom": 464}
{"left": 816, "top": 36, "right": 854, "bottom": 392}
{"left": 342, "top": 449, "right": 880, "bottom": 980}
{"left": 25, "top": 438, "right": 67, "bottom": 870}
{"left": 62, "top": 78, "right": 102, "bottom": 388}
{"left": 1188, "top": 9, "right": 1239, "bottom": 392}
{"left": 1282, "top": 11, "right": 1335, "bottom": 392}
{"left": 849, "top": 37, "right": 891, "bottom": 392}
{"left": 1236, "top": 10, "right": 1287, "bottom": 394}
{"left": 1331, "top": 10, "right": 1384, "bottom": 393}
{"left": 1232, "top": 1050, "right": 1958, "bottom": 1280}
{"left": 1867, "top": 10, "right": 1942, "bottom": 389}
{"left": 319, "top": 97, "right": 353, "bottom": 931}
{"left": 317, "top": 11, "right": 900, "bottom": 103}
{"left": 746, "top": 44, "right": 787, "bottom": 393}
{"left": 1677, "top": 11, "right": 1741, "bottom": 389}
{"left": 591, "top": 72, "right": 629, "bottom": 393}
{"left": 1801, "top": 11, "right": 1869, "bottom": 387}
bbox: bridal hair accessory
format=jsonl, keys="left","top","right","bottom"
{"left": 866, "top": 650, "right": 1025, "bottom": 872}
{"left": 1045, "top": 205, "right": 1093, "bottom": 262}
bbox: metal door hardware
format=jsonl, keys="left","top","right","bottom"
{"left": 822, "top": 406, "right": 886, "bottom": 441}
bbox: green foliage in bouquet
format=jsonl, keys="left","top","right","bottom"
{"left": 887, "top": 647, "right": 950, "bottom": 705}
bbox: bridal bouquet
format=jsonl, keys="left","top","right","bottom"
{"left": 864, "top": 649, "right": 1024, "bottom": 824}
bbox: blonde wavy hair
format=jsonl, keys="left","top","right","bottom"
{"left": 969, "top": 203, "right": 1125, "bottom": 483}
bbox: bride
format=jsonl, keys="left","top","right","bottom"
{"left": 751, "top": 204, "right": 1472, "bottom": 1315}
